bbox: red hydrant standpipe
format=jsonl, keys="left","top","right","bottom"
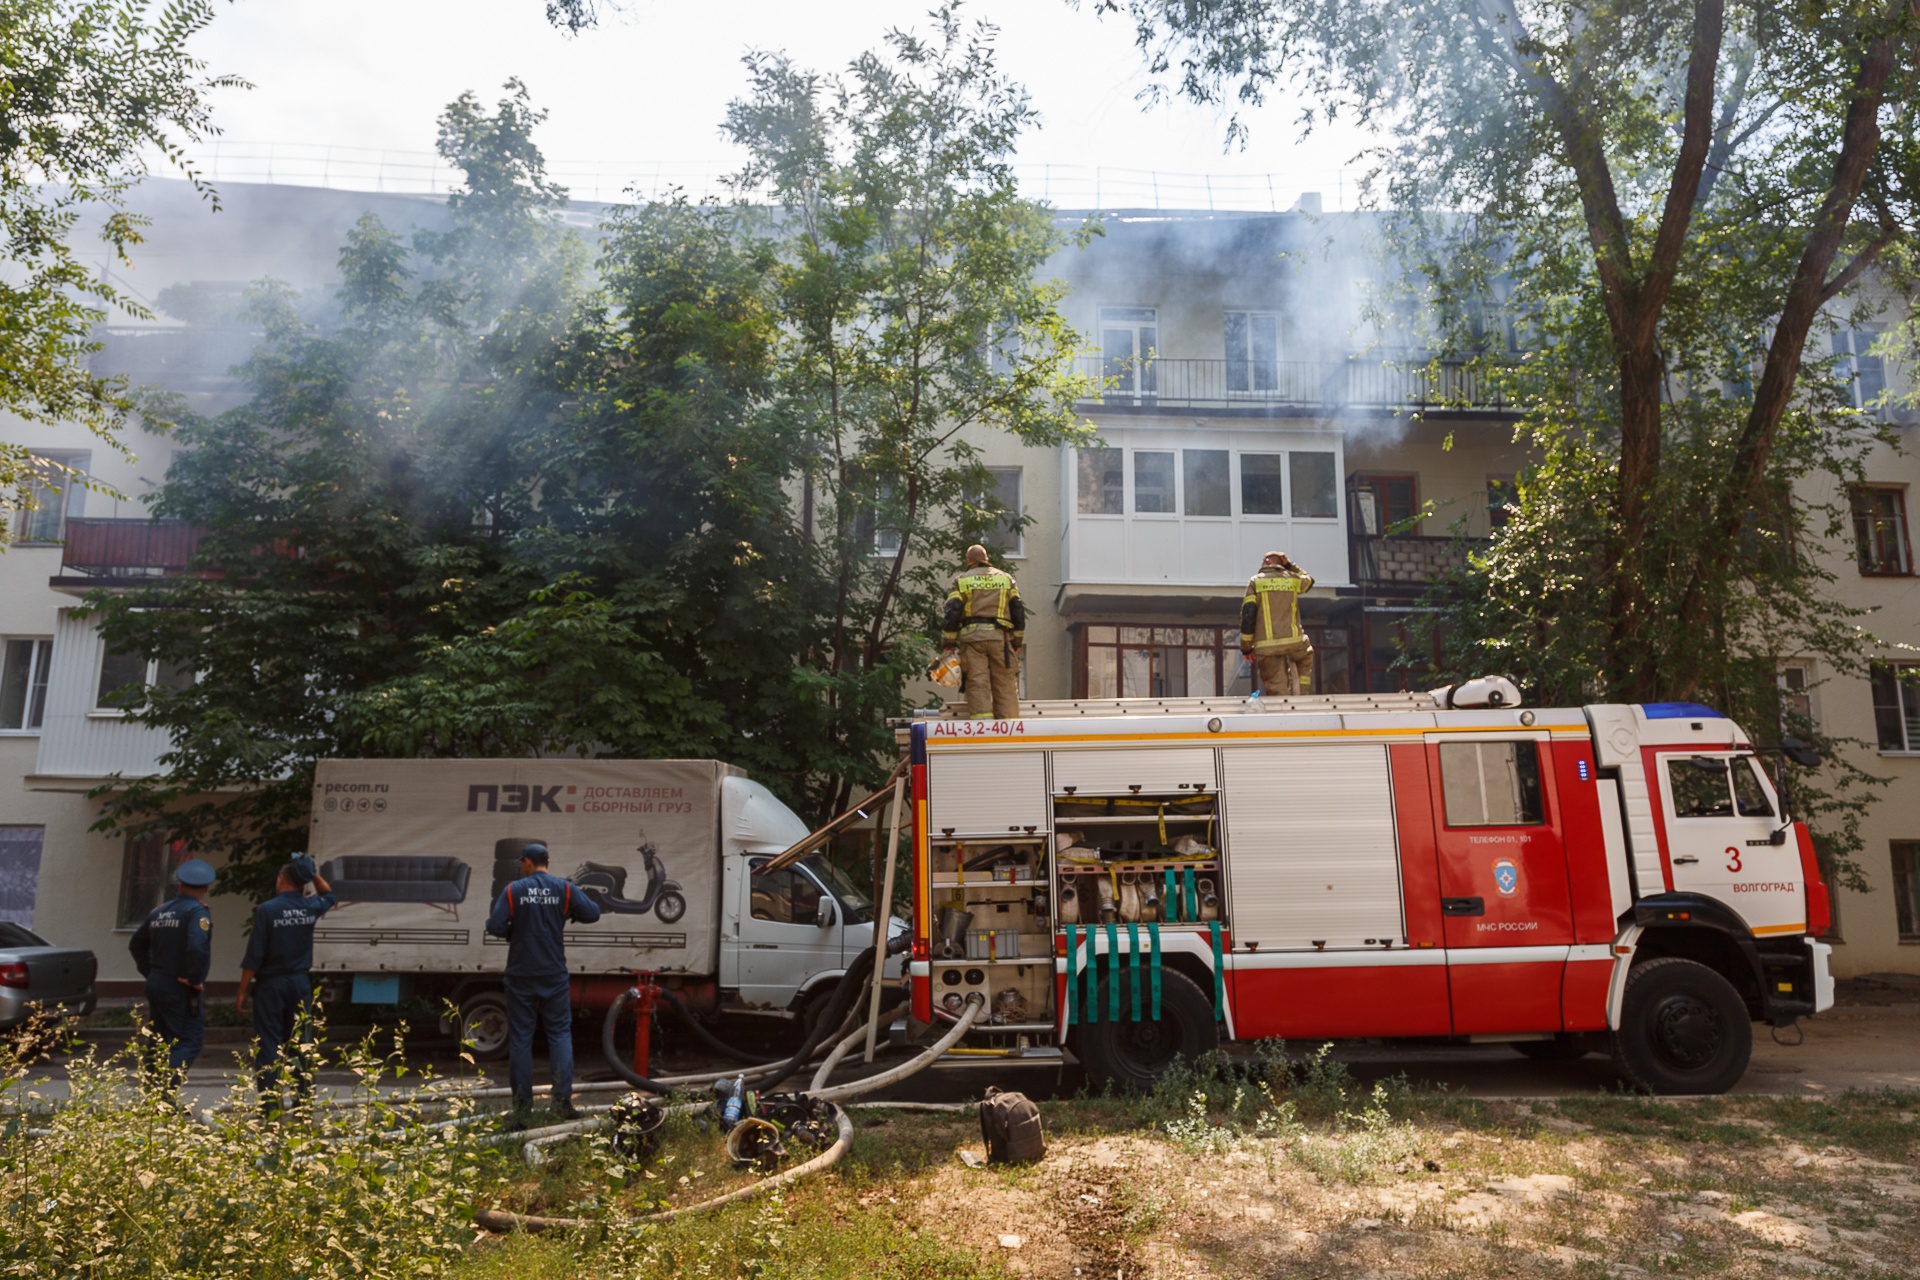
{"left": 627, "top": 970, "right": 661, "bottom": 1079}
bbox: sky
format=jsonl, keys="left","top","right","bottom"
{"left": 183, "top": 0, "right": 1379, "bottom": 211}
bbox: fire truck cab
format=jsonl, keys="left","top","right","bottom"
{"left": 905, "top": 684, "right": 1832, "bottom": 1095}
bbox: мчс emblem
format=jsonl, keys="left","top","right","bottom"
{"left": 1493, "top": 857, "right": 1520, "bottom": 896}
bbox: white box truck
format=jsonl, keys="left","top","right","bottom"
{"left": 307, "top": 758, "right": 901, "bottom": 1059}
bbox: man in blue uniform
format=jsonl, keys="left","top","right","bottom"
{"left": 129, "top": 858, "right": 218, "bottom": 1085}
{"left": 484, "top": 841, "right": 600, "bottom": 1124}
{"left": 235, "top": 854, "right": 336, "bottom": 1117}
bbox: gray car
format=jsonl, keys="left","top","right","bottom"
{"left": 0, "top": 921, "right": 97, "bottom": 1029}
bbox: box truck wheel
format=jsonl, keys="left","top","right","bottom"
{"left": 1075, "top": 969, "right": 1218, "bottom": 1093}
{"left": 459, "top": 990, "right": 512, "bottom": 1063}
{"left": 1611, "top": 957, "right": 1752, "bottom": 1095}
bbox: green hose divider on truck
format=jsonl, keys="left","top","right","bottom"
{"left": 1147, "top": 921, "right": 1162, "bottom": 1019}
{"left": 1163, "top": 868, "right": 1178, "bottom": 922}
{"left": 1064, "top": 924, "right": 1078, "bottom": 1027}
{"left": 1105, "top": 921, "right": 1120, "bottom": 1021}
{"left": 1127, "top": 922, "right": 1142, "bottom": 1021}
{"left": 1084, "top": 923, "right": 1099, "bottom": 1024}
{"left": 1208, "top": 921, "right": 1225, "bottom": 1019}
{"left": 1183, "top": 867, "right": 1198, "bottom": 923}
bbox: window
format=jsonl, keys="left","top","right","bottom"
{"left": 94, "top": 642, "right": 194, "bottom": 712}
{"left": 982, "top": 468, "right": 1023, "bottom": 556}
{"left": 1077, "top": 448, "right": 1123, "bottom": 515}
{"left": 0, "top": 827, "right": 45, "bottom": 927}
{"left": 1224, "top": 311, "right": 1281, "bottom": 393}
{"left": 1099, "top": 306, "right": 1158, "bottom": 397}
{"left": 1353, "top": 474, "right": 1418, "bottom": 535}
{"left": 1290, "top": 452, "right": 1338, "bottom": 519}
{"left": 0, "top": 639, "right": 52, "bottom": 732}
{"left": 1851, "top": 486, "right": 1911, "bottom": 575}
{"left": 1133, "top": 451, "right": 1175, "bottom": 514}
{"left": 1077, "top": 622, "right": 1345, "bottom": 699}
{"left": 1081, "top": 625, "right": 1238, "bottom": 699}
{"left": 1894, "top": 842, "right": 1920, "bottom": 943}
{"left": 1241, "top": 453, "right": 1284, "bottom": 515}
{"left": 1438, "top": 742, "right": 1544, "bottom": 826}
{"left": 1779, "top": 661, "right": 1817, "bottom": 732}
{"left": 749, "top": 859, "right": 822, "bottom": 925}
{"left": 1833, "top": 330, "right": 1887, "bottom": 412}
{"left": 853, "top": 481, "right": 903, "bottom": 557}
{"left": 14, "top": 451, "right": 89, "bottom": 544}
{"left": 1870, "top": 662, "right": 1920, "bottom": 752}
{"left": 1664, "top": 756, "right": 1775, "bottom": 819}
{"left": 1182, "top": 450, "right": 1229, "bottom": 517}
{"left": 1487, "top": 477, "right": 1517, "bottom": 531}
{"left": 118, "top": 831, "right": 192, "bottom": 928}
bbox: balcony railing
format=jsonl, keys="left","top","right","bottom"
{"left": 1076, "top": 355, "right": 1511, "bottom": 414}
{"left": 58, "top": 519, "right": 207, "bottom": 578}
{"left": 1351, "top": 534, "right": 1481, "bottom": 587}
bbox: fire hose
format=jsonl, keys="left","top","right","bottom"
{"left": 472, "top": 993, "right": 984, "bottom": 1234}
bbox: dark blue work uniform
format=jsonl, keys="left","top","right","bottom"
{"left": 129, "top": 895, "right": 213, "bottom": 1076}
{"left": 240, "top": 889, "right": 337, "bottom": 1107}
{"left": 484, "top": 870, "right": 600, "bottom": 1109}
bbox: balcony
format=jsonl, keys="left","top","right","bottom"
{"left": 54, "top": 518, "right": 207, "bottom": 584}
{"left": 1350, "top": 534, "right": 1481, "bottom": 589}
{"left": 1075, "top": 355, "right": 1512, "bottom": 416}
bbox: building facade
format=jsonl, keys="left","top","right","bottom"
{"left": 2, "top": 183, "right": 1915, "bottom": 991}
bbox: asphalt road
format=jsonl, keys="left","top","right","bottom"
{"left": 16, "top": 987, "right": 1917, "bottom": 1109}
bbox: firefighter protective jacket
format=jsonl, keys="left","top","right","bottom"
{"left": 1240, "top": 566, "right": 1314, "bottom": 653}
{"left": 942, "top": 565, "right": 1025, "bottom": 646}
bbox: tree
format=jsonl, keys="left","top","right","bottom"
{"left": 0, "top": 0, "right": 242, "bottom": 545}
{"left": 725, "top": 3, "right": 1095, "bottom": 814}
{"left": 83, "top": 86, "right": 620, "bottom": 895}
{"left": 1098, "top": 0, "right": 1919, "bottom": 884}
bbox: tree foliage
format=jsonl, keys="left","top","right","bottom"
{"left": 1100, "top": 0, "right": 1919, "bottom": 884}
{"left": 724, "top": 2, "right": 1095, "bottom": 811}
{"left": 0, "top": 0, "right": 243, "bottom": 545}
{"left": 89, "top": 11, "right": 1091, "bottom": 888}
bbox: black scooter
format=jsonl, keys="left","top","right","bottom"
{"left": 570, "top": 841, "right": 686, "bottom": 924}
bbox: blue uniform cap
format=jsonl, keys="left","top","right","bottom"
{"left": 521, "top": 842, "right": 549, "bottom": 859}
{"left": 176, "top": 859, "right": 217, "bottom": 887}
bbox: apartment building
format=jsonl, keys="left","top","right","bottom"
{"left": 2, "top": 181, "right": 1915, "bottom": 991}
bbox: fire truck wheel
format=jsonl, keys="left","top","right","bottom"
{"left": 1075, "top": 969, "right": 1219, "bottom": 1093}
{"left": 1611, "top": 958, "right": 1752, "bottom": 1095}
{"left": 458, "top": 990, "right": 512, "bottom": 1063}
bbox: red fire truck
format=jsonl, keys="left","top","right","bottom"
{"left": 904, "top": 681, "right": 1832, "bottom": 1095}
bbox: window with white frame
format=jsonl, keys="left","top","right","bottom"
{"left": 1833, "top": 330, "right": 1887, "bottom": 412}
{"left": 1077, "top": 447, "right": 1123, "bottom": 515}
{"left": 14, "top": 451, "right": 89, "bottom": 544}
{"left": 94, "top": 642, "right": 194, "bottom": 712}
{"left": 1870, "top": 662, "right": 1920, "bottom": 753}
{"left": 1224, "top": 311, "right": 1281, "bottom": 393}
{"left": 1098, "top": 306, "right": 1158, "bottom": 397}
{"left": 1778, "top": 660, "right": 1818, "bottom": 733}
{"left": 1075, "top": 445, "right": 1342, "bottom": 521}
{"left": 0, "top": 640, "right": 53, "bottom": 732}
{"left": 983, "top": 468, "right": 1023, "bottom": 557}
{"left": 853, "top": 482, "right": 903, "bottom": 558}
{"left": 1182, "top": 450, "right": 1230, "bottom": 517}
{"left": 1133, "top": 450, "right": 1175, "bottom": 514}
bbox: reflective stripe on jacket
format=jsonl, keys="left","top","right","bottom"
{"left": 1239, "top": 568, "right": 1313, "bottom": 652}
{"left": 941, "top": 567, "right": 1025, "bottom": 645}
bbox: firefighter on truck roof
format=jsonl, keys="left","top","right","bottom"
{"left": 1240, "top": 551, "right": 1314, "bottom": 696}
{"left": 941, "top": 544, "right": 1025, "bottom": 719}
